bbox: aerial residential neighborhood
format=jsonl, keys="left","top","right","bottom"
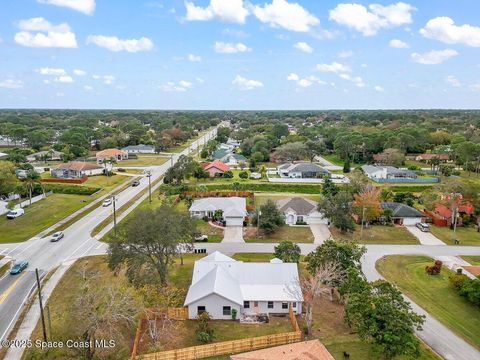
{"left": 0, "top": 1, "right": 479, "bottom": 360}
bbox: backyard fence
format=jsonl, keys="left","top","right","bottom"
{"left": 136, "top": 331, "right": 302, "bottom": 360}
{"left": 41, "top": 177, "right": 88, "bottom": 184}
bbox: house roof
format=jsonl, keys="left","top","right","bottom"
{"left": 185, "top": 251, "right": 302, "bottom": 306}
{"left": 54, "top": 161, "right": 102, "bottom": 172}
{"left": 381, "top": 202, "right": 425, "bottom": 218}
{"left": 122, "top": 144, "right": 154, "bottom": 151}
{"left": 362, "top": 165, "right": 415, "bottom": 176}
{"left": 27, "top": 150, "right": 63, "bottom": 159}
{"left": 96, "top": 148, "right": 126, "bottom": 158}
{"left": 221, "top": 153, "right": 246, "bottom": 162}
{"left": 213, "top": 149, "right": 229, "bottom": 159}
{"left": 204, "top": 160, "right": 230, "bottom": 172}
{"left": 279, "top": 162, "right": 329, "bottom": 174}
{"left": 189, "top": 197, "right": 246, "bottom": 217}
{"left": 277, "top": 197, "right": 317, "bottom": 215}
{"left": 416, "top": 153, "right": 449, "bottom": 160}
{"left": 230, "top": 340, "right": 335, "bottom": 360}
{"left": 434, "top": 203, "right": 474, "bottom": 218}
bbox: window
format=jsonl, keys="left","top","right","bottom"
{"left": 282, "top": 302, "right": 288, "bottom": 309}
{"left": 297, "top": 216, "right": 304, "bottom": 222}
{"left": 292, "top": 302, "right": 296, "bottom": 308}
{"left": 223, "top": 306, "right": 231, "bottom": 316}
{"left": 197, "top": 306, "right": 206, "bottom": 315}
{"left": 244, "top": 301, "right": 250, "bottom": 309}
{"left": 268, "top": 301, "right": 274, "bottom": 309}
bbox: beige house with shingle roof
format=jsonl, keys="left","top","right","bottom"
{"left": 276, "top": 197, "right": 329, "bottom": 225}
{"left": 51, "top": 161, "right": 103, "bottom": 178}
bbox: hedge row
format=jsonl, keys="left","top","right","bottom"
{"left": 35, "top": 183, "right": 101, "bottom": 196}
{"left": 160, "top": 183, "right": 322, "bottom": 194}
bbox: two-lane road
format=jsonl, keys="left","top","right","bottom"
{"left": 0, "top": 126, "right": 218, "bottom": 342}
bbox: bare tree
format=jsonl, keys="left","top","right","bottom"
{"left": 288, "top": 261, "right": 345, "bottom": 336}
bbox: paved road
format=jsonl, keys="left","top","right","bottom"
{"left": 0, "top": 127, "right": 218, "bottom": 346}
{"left": 405, "top": 225, "right": 446, "bottom": 246}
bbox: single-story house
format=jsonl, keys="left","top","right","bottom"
{"left": 213, "top": 148, "right": 230, "bottom": 160}
{"left": 219, "top": 153, "right": 247, "bottom": 166}
{"left": 415, "top": 153, "right": 450, "bottom": 162}
{"left": 381, "top": 202, "right": 426, "bottom": 225}
{"left": 51, "top": 161, "right": 104, "bottom": 179}
{"left": 122, "top": 144, "right": 155, "bottom": 154}
{"left": 26, "top": 150, "right": 63, "bottom": 162}
{"left": 278, "top": 162, "right": 330, "bottom": 179}
{"left": 231, "top": 340, "right": 334, "bottom": 360}
{"left": 95, "top": 148, "right": 128, "bottom": 164}
{"left": 203, "top": 160, "right": 230, "bottom": 177}
{"left": 184, "top": 252, "right": 303, "bottom": 320}
{"left": 189, "top": 197, "right": 246, "bottom": 226}
{"left": 362, "top": 165, "right": 417, "bottom": 181}
{"left": 277, "top": 197, "right": 328, "bottom": 225}
{"left": 428, "top": 203, "right": 474, "bottom": 227}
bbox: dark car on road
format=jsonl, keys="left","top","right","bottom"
{"left": 132, "top": 180, "right": 140, "bottom": 187}
{"left": 10, "top": 261, "right": 28, "bottom": 275}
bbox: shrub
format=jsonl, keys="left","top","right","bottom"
{"left": 196, "top": 312, "right": 215, "bottom": 343}
{"left": 239, "top": 171, "right": 248, "bottom": 179}
{"left": 223, "top": 170, "right": 234, "bottom": 178}
{"left": 295, "top": 221, "right": 307, "bottom": 225}
{"left": 425, "top": 260, "right": 442, "bottom": 275}
{"left": 449, "top": 274, "right": 468, "bottom": 290}
{"left": 231, "top": 308, "right": 238, "bottom": 320}
{"left": 41, "top": 184, "right": 100, "bottom": 195}
{"left": 459, "top": 279, "right": 480, "bottom": 306}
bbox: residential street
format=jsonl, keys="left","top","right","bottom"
{"left": 0, "top": 127, "right": 218, "bottom": 352}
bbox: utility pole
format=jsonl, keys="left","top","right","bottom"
{"left": 112, "top": 195, "right": 117, "bottom": 237}
{"left": 35, "top": 268, "right": 47, "bottom": 342}
{"left": 148, "top": 172, "right": 152, "bottom": 203}
{"left": 360, "top": 205, "right": 366, "bottom": 240}
{"left": 257, "top": 211, "right": 262, "bottom": 237}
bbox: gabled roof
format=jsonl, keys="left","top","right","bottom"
{"left": 199, "top": 251, "right": 236, "bottom": 262}
{"left": 54, "top": 161, "right": 102, "bottom": 171}
{"left": 279, "top": 162, "right": 329, "bottom": 174}
{"left": 221, "top": 153, "right": 246, "bottom": 162}
{"left": 231, "top": 340, "right": 335, "bottom": 360}
{"left": 277, "top": 197, "right": 317, "bottom": 215}
{"left": 189, "top": 197, "right": 246, "bottom": 217}
{"left": 416, "top": 153, "right": 449, "bottom": 160}
{"left": 213, "top": 149, "right": 229, "bottom": 159}
{"left": 204, "top": 160, "right": 230, "bottom": 172}
{"left": 96, "top": 148, "right": 126, "bottom": 157}
{"left": 122, "top": 144, "right": 155, "bottom": 151}
{"left": 381, "top": 202, "right": 425, "bottom": 218}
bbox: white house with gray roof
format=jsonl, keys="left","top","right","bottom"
{"left": 381, "top": 202, "right": 426, "bottom": 225}
{"left": 189, "top": 197, "right": 247, "bottom": 227}
{"left": 278, "top": 162, "right": 330, "bottom": 179}
{"left": 361, "top": 165, "right": 416, "bottom": 181}
{"left": 184, "top": 252, "right": 302, "bottom": 320}
{"left": 276, "top": 197, "right": 329, "bottom": 225}
{"left": 122, "top": 144, "right": 155, "bottom": 154}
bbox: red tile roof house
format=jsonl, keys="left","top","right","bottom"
{"left": 95, "top": 148, "right": 128, "bottom": 164}
{"left": 203, "top": 160, "right": 230, "bottom": 177}
{"left": 428, "top": 203, "right": 475, "bottom": 227}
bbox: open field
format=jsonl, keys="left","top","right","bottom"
{"left": 377, "top": 255, "right": 480, "bottom": 349}
{"left": 430, "top": 225, "right": 480, "bottom": 246}
{"left": 118, "top": 155, "right": 170, "bottom": 167}
{"left": 245, "top": 225, "right": 314, "bottom": 243}
{"left": 331, "top": 225, "right": 419, "bottom": 245}
{"left": 0, "top": 194, "right": 92, "bottom": 243}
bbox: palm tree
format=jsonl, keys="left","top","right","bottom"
{"left": 24, "top": 170, "right": 42, "bottom": 205}
{"left": 102, "top": 156, "right": 117, "bottom": 185}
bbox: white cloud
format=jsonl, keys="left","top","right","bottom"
{"left": 287, "top": 73, "right": 326, "bottom": 87}
{"left": 445, "top": 75, "right": 461, "bottom": 87}
{"left": 56, "top": 92, "right": 65, "bottom": 97}
{"left": 389, "top": 38, "right": 409, "bottom": 48}
{"left": 185, "top": 0, "right": 249, "bottom": 24}
{"left": 315, "top": 62, "right": 351, "bottom": 74}
{"left": 0, "top": 79, "right": 23, "bottom": 89}
{"left": 160, "top": 80, "right": 193, "bottom": 92}
{"left": 420, "top": 17, "right": 480, "bottom": 48}
{"left": 187, "top": 54, "right": 202, "bottom": 62}
{"left": 338, "top": 50, "right": 353, "bottom": 58}
{"left": 329, "top": 2, "right": 415, "bottom": 36}
{"left": 15, "top": 17, "right": 77, "bottom": 48}
{"left": 84, "top": 85, "right": 93, "bottom": 91}
{"left": 470, "top": 84, "right": 480, "bottom": 92}
{"left": 340, "top": 73, "right": 365, "bottom": 87}
{"left": 293, "top": 41, "right": 313, "bottom": 53}
{"left": 54, "top": 75, "right": 74, "bottom": 83}
{"left": 253, "top": 0, "right": 319, "bottom": 32}
{"left": 73, "top": 69, "right": 87, "bottom": 76}
{"left": 287, "top": 73, "right": 299, "bottom": 81}
{"left": 87, "top": 35, "right": 154, "bottom": 52}
{"left": 36, "top": 67, "right": 67, "bottom": 76}
{"left": 37, "top": 0, "right": 96, "bottom": 15}
{"left": 102, "top": 75, "right": 115, "bottom": 85}
{"left": 374, "top": 85, "right": 384, "bottom": 92}
{"left": 214, "top": 41, "right": 251, "bottom": 53}
{"left": 232, "top": 75, "right": 263, "bottom": 90}
{"left": 222, "top": 28, "right": 249, "bottom": 38}
{"left": 92, "top": 75, "right": 100, "bottom": 80}
{"left": 411, "top": 49, "right": 458, "bottom": 65}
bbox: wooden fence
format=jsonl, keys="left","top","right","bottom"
{"left": 136, "top": 331, "right": 302, "bottom": 360}
{"left": 41, "top": 176, "right": 88, "bottom": 184}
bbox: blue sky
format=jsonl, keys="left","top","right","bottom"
{"left": 0, "top": 0, "right": 479, "bottom": 109}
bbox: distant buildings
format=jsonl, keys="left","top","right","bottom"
{"left": 51, "top": 161, "right": 103, "bottom": 179}
{"left": 362, "top": 165, "right": 417, "bottom": 181}
{"left": 189, "top": 197, "right": 246, "bottom": 227}
{"left": 96, "top": 148, "right": 128, "bottom": 164}
{"left": 184, "top": 252, "right": 302, "bottom": 320}
{"left": 122, "top": 144, "right": 155, "bottom": 154}
{"left": 26, "top": 150, "right": 63, "bottom": 162}
{"left": 278, "top": 162, "right": 329, "bottom": 179}
{"left": 415, "top": 153, "right": 450, "bottom": 162}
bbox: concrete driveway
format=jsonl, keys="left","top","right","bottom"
{"left": 404, "top": 226, "right": 446, "bottom": 245}
{"left": 309, "top": 224, "right": 332, "bottom": 245}
{"left": 222, "top": 226, "right": 245, "bottom": 243}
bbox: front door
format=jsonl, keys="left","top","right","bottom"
{"left": 253, "top": 301, "right": 259, "bottom": 313}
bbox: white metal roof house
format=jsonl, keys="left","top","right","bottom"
{"left": 184, "top": 252, "right": 303, "bottom": 320}
{"left": 122, "top": 144, "right": 155, "bottom": 154}
{"left": 189, "top": 197, "right": 247, "bottom": 227}
{"left": 361, "top": 165, "right": 417, "bottom": 181}
{"left": 278, "top": 162, "right": 330, "bottom": 179}
{"left": 277, "top": 197, "right": 329, "bottom": 225}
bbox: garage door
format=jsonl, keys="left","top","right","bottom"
{"left": 403, "top": 217, "right": 421, "bottom": 226}
{"left": 308, "top": 212, "right": 329, "bottom": 225}
{"left": 226, "top": 217, "right": 244, "bottom": 227}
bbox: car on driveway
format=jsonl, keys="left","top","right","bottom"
{"left": 416, "top": 222, "right": 430, "bottom": 232}
{"left": 10, "top": 261, "right": 28, "bottom": 275}
{"left": 194, "top": 234, "right": 209, "bottom": 242}
{"left": 102, "top": 198, "right": 113, "bottom": 207}
{"left": 6, "top": 208, "right": 25, "bottom": 219}
{"left": 131, "top": 180, "right": 140, "bottom": 187}
{"left": 50, "top": 231, "right": 64, "bottom": 242}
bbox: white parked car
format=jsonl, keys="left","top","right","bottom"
{"left": 6, "top": 208, "right": 25, "bottom": 219}
{"left": 102, "top": 198, "right": 113, "bottom": 207}
{"left": 50, "top": 231, "right": 64, "bottom": 242}
{"left": 416, "top": 222, "right": 430, "bottom": 232}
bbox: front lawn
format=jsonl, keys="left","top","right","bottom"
{"left": 429, "top": 225, "right": 480, "bottom": 246}
{"left": 120, "top": 155, "right": 170, "bottom": 167}
{"left": 245, "top": 225, "right": 314, "bottom": 243}
{"left": 195, "top": 220, "right": 223, "bottom": 242}
{"left": 331, "top": 225, "right": 419, "bottom": 245}
{"left": 80, "top": 173, "right": 131, "bottom": 191}
{"left": 377, "top": 255, "right": 480, "bottom": 349}
{"left": 0, "top": 194, "right": 92, "bottom": 243}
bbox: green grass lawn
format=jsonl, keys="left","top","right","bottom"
{"left": 187, "top": 169, "right": 268, "bottom": 185}
{"left": 195, "top": 219, "right": 223, "bottom": 242}
{"left": 461, "top": 256, "right": 480, "bottom": 266}
{"left": 232, "top": 253, "right": 275, "bottom": 262}
{"left": 119, "top": 154, "right": 170, "bottom": 167}
{"left": 429, "top": 225, "right": 480, "bottom": 246}
{"left": 331, "top": 225, "right": 419, "bottom": 245}
{"left": 80, "top": 173, "right": 131, "bottom": 191}
{"left": 254, "top": 193, "right": 320, "bottom": 206}
{"left": 0, "top": 194, "right": 92, "bottom": 243}
{"left": 376, "top": 255, "right": 480, "bottom": 349}
{"left": 245, "top": 225, "right": 314, "bottom": 243}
